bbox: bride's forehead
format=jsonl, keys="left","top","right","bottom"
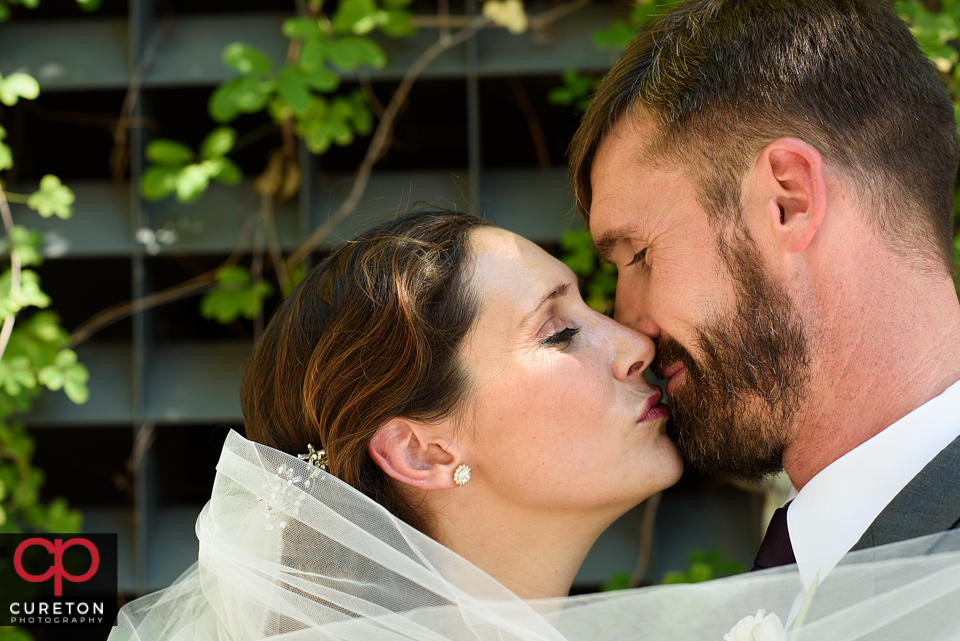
{"left": 469, "top": 226, "right": 555, "bottom": 269}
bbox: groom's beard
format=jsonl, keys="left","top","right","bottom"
{"left": 653, "top": 235, "right": 811, "bottom": 481}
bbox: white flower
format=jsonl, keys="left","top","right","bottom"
{"left": 482, "top": 0, "right": 528, "bottom": 34}
{"left": 723, "top": 609, "right": 786, "bottom": 641}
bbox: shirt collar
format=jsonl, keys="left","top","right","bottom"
{"left": 787, "top": 379, "right": 960, "bottom": 589}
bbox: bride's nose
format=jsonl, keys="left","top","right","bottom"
{"left": 608, "top": 319, "right": 655, "bottom": 382}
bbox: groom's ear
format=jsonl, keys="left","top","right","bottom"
{"left": 368, "top": 418, "right": 461, "bottom": 491}
{"left": 754, "top": 137, "right": 826, "bottom": 255}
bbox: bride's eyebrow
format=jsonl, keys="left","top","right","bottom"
{"left": 518, "top": 282, "right": 571, "bottom": 330}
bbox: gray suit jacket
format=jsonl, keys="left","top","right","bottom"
{"left": 851, "top": 433, "right": 960, "bottom": 551}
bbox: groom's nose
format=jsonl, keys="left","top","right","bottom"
{"left": 613, "top": 282, "right": 661, "bottom": 341}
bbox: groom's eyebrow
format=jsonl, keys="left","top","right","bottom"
{"left": 594, "top": 224, "right": 640, "bottom": 261}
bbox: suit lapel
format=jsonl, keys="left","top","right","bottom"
{"left": 853, "top": 433, "right": 960, "bottom": 551}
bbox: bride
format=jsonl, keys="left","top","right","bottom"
{"left": 110, "top": 211, "right": 960, "bottom": 640}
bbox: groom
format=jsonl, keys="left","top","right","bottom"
{"left": 569, "top": 0, "right": 960, "bottom": 586}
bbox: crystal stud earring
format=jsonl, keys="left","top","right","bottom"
{"left": 453, "top": 464, "right": 471, "bottom": 486}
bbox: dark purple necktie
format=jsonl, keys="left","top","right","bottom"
{"left": 751, "top": 504, "right": 796, "bottom": 571}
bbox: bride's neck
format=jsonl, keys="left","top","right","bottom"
{"left": 428, "top": 499, "right": 618, "bottom": 599}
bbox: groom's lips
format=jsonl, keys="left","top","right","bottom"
{"left": 660, "top": 362, "right": 686, "bottom": 396}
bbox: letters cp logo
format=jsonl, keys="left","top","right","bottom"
{"left": 14, "top": 537, "right": 100, "bottom": 597}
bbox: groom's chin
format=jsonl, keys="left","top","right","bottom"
{"left": 665, "top": 415, "right": 786, "bottom": 481}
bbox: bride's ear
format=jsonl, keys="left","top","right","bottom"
{"left": 368, "top": 418, "right": 462, "bottom": 491}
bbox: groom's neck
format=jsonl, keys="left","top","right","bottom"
{"left": 782, "top": 258, "right": 960, "bottom": 490}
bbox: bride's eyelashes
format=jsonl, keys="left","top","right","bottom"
{"left": 540, "top": 326, "right": 581, "bottom": 348}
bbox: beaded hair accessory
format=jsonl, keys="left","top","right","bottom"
{"left": 298, "top": 444, "right": 329, "bottom": 472}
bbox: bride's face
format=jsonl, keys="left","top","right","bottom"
{"left": 459, "top": 227, "right": 682, "bottom": 515}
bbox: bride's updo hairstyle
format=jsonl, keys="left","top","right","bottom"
{"left": 241, "top": 211, "right": 490, "bottom": 533}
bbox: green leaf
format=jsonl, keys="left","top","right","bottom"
{"left": 302, "top": 66, "right": 340, "bottom": 92}
{"left": 38, "top": 349, "right": 89, "bottom": 404}
{"left": 662, "top": 549, "right": 745, "bottom": 584}
{"left": 628, "top": 0, "right": 663, "bottom": 27}
{"left": 199, "top": 266, "right": 274, "bottom": 324}
{"left": 601, "top": 571, "right": 631, "bottom": 591}
{"left": 283, "top": 16, "right": 325, "bottom": 40}
{"left": 146, "top": 139, "right": 194, "bottom": 167}
{"left": 210, "top": 157, "right": 243, "bottom": 185}
{"left": 0, "top": 3, "right": 10, "bottom": 23}
{"left": 298, "top": 40, "right": 341, "bottom": 92}
{"left": 276, "top": 65, "right": 313, "bottom": 115}
{"left": 140, "top": 166, "right": 179, "bottom": 201}
{"left": 591, "top": 20, "right": 635, "bottom": 51}
{"left": 199, "top": 126, "right": 237, "bottom": 159}
{"left": 0, "top": 126, "right": 13, "bottom": 171}
{"left": 76, "top": 0, "right": 102, "bottom": 11}
{"left": 208, "top": 76, "right": 274, "bottom": 122}
{"left": 0, "top": 141, "right": 12, "bottom": 171}
{"left": 26, "top": 175, "right": 75, "bottom": 219}
{"left": 0, "top": 356, "right": 36, "bottom": 396}
{"left": 379, "top": 10, "right": 416, "bottom": 37}
{"left": 298, "top": 38, "right": 328, "bottom": 72}
{"left": 8, "top": 226, "right": 44, "bottom": 267}
{"left": 24, "top": 496, "right": 83, "bottom": 534}
{"left": 174, "top": 164, "right": 212, "bottom": 203}
{"left": 548, "top": 69, "right": 597, "bottom": 108}
{"left": 222, "top": 42, "right": 273, "bottom": 76}
{"left": 23, "top": 311, "right": 67, "bottom": 346}
{"left": 347, "top": 91, "right": 374, "bottom": 136}
{"left": 327, "top": 37, "right": 386, "bottom": 70}
{"left": 208, "top": 79, "right": 243, "bottom": 123}
{"left": 0, "top": 73, "right": 39, "bottom": 107}
{"left": 559, "top": 229, "right": 597, "bottom": 276}
{"left": 383, "top": 0, "right": 413, "bottom": 9}
{"left": 331, "top": 0, "right": 379, "bottom": 35}
{"left": 0, "top": 270, "right": 50, "bottom": 318}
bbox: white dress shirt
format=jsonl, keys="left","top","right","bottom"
{"left": 786, "top": 379, "right": 960, "bottom": 589}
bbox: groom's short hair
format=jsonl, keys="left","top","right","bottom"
{"left": 570, "top": 0, "right": 958, "bottom": 275}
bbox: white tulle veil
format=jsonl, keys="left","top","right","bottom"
{"left": 109, "top": 431, "right": 960, "bottom": 641}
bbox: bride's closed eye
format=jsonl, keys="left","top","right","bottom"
{"left": 541, "top": 326, "right": 581, "bottom": 348}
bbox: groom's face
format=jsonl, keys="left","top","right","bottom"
{"left": 589, "top": 119, "right": 811, "bottom": 480}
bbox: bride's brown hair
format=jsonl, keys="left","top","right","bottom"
{"left": 241, "top": 211, "right": 490, "bottom": 533}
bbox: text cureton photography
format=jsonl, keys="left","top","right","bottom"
{"left": 0, "top": 533, "right": 118, "bottom": 628}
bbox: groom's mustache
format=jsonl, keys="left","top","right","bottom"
{"left": 650, "top": 334, "right": 696, "bottom": 385}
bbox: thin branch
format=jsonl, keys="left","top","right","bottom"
{"left": 251, "top": 219, "right": 265, "bottom": 339}
{"left": 508, "top": 76, "right": 551, "bottom": 168}
{"left": 232, "top": 121, "right": 281, "bottom": 155}
{"left": 357, "top": 67, "right": 386, "bottom": 118}
{"left": 260, "top": 193, "right": 290, "bottom": 293}
{"left": 528, "top": 0, "right": 593, "bottom": 31}
{"left": 23, "top": 101, "right": 154, "bottom": 131}
{"left": 111, "top": 20, "right": 173, "bottom": 182}
{"left": 1, "top": 192, "right": 29, "bottom": 204}
{"left": 68, "top": 215, "right": 255, "bottom": 347}
{"left": 629, "top": 491, "right": 662, "bottom": 587}
{"left": 408, "top": 15, "right": 477, "bottom": 28}
{"left": 0, "top": 188, "right": 20, "bottom": 364}
{"left": 286, "top": 16, "right": 490, "bottom": 267}
{"left": 438, "top": 0, "right": 452, "bottom": 40}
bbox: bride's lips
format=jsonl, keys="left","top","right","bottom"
{"left": 660, "top": 362, "right": 687, "bottom": 396}
{"left": 637, "top": 389, "right": 669, "bottom": 423}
